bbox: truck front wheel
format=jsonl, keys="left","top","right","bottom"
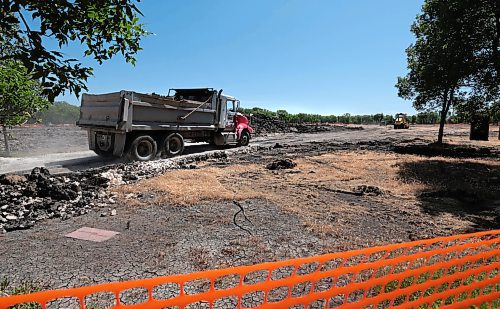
{"left": 127, "top": 135, "right": 157, "bottom": 161}
{"left": 163, "top": 133, "right": 184, "bottom": 157}
{"left": 238, "top": 130, "right": 250, "bottom": 146}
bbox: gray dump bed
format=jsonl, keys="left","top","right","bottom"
{"left": 78, "top": 90, "right": 219, "bottom": 131}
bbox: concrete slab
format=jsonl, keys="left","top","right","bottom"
{"left": 65, "top": 227, "right": 119, "bottom": 242}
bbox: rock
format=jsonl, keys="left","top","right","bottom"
{"left": 128, "top": 175, "right": 139, "bottom": 181}
{"left": 6, "top": 215, "right": 18, "bottom": 221}
{"left": 265, "top": 159, "right": 297, "bottom": 170}
{"left": 101, "top": 170, "right": 123, "bottom": 186}
{"left": 273, "top": 143, "right": 284, "bottom": 149}
{"left": 88, "top": 176, "right": 110, "bottom": 188}
{"left": 110, "top": 209, "right": 117, "bottom": 216}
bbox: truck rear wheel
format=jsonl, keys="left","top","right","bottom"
{"left": 127, "top": 135, "right": 157, "bottom": 161}
{"left": 163, "top": 133, "right": 184, "bottom": 157}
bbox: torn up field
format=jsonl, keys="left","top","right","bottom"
{"left": 0, "top": 125, "right": 499, "bottom": 293}
{"left": 116, "top": 147, "right": 500, "bottom": 247}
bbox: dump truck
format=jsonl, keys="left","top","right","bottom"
{"left": 77, "top": 88, "right": 253, "bottom": 161}
{"left": 393, "top": 113, "right": 410, "bottom": 129}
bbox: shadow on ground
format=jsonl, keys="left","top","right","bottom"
{"left": 394, "top": 143, "right": 499, "bottom": 158}
{"left": 398, "top": 159, "right": 500, "bottom": 230}
{"left": 45, "top": 143, "right": 239, "bottom": 173}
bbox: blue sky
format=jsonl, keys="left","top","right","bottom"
{"left": 57, "top": 0, "right": 423, "bottom": 115}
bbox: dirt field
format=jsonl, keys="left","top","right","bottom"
{"left": 0, "top": 125, "right": 89, "bottom": 157}
{"left": 0, "top": 124, "right": 499, "bottom": 301}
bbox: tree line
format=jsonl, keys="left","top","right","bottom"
{"left": 11, "top": 102, "right": 500, "bottom": 126}
{"left": 240, "top": 107, "right": 500, "bottom": 125}
{"left": 30, "top": 101, "right": 80, "bottom": 125}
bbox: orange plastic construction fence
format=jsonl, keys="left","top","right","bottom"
{"left": 1, "top": 230, "right": 498, "bottom": 309}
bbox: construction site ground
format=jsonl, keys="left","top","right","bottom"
{"left": 0, "top": 124, "right": 499, "bottom": 297}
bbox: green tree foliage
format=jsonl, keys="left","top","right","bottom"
{"left": 0, "top": 0, "right": 148, "bottom": 101}
{"left": 396, "top": 0, "right": 499, "bottom": 144}
{"left": 241, "top": 106, "right": 500, "bottom": 125}
{"left": 240, "top": 107, "right": 401, "bottom": 124}
{"left": 32, "top": 101, "right": 80, "bottom": 124}
{"left": 240, "top": 107, "right": 277, "bottom": 119}
{"left": 0, "top": 61, "right": 49, "bottom": 126}
{"left": 373, "top": 113, "right": 384, "bottom": 123}
{"left": 276, "top": 109, "right": 290, "bottom": 121}
{"left": 491, "top": 102, "right": 500, "bottom": 123}
{"left": 416, "top": 111, "right": 439, "bottom": 124}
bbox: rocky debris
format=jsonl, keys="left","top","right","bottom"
{"left": 249, "top": 115, "right": 363, "bottom": 136}
{"left": 265, "top": 159, "right": 297, "bottom": 170}
{"left": 354, "top": 185, "right": 383, "bottom": 196}
{"left": 0, "top": 150, "right": 231, "bottom": 232}
{"left": 0, "top": 167, "right": 110, "bottom": 232}
{"left": 101, "top": 170, "right": 123, "bottom": 186}
{"left": 250, "top": 115, "right": 290, "bottom": 134}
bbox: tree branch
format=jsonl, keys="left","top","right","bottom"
{"left": 17, "top": 11, "right": 35, "bottom": 50}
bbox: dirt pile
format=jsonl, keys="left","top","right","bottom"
{"left": 265, "top": 159, "right": 297, "bottom": 170}
{"left": 249, "top": 115, "right": 363, "bottom": 135}
{"left": 249, "top": 115, "right": 290, "bottom": 134}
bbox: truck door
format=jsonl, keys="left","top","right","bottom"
{"left": 225, "top": 100, "right": 237, "bottom": 131}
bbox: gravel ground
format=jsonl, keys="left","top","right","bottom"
{"left": 0, "top": 199, "right": 327, "bottom": 288}
{"left": 0, "top": 124, "right": 499, "bottom": 306}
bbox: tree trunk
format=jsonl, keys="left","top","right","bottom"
{"left": 437, "top": 89, "right": 452, "bottom": 144}
{"left": 493, "top": 0, "right": 500, "bottom": 75}
{"left": 2, "top": 125, "right": 10, "bottom": 156}
{"left": 437, "top": 110, "right": 447, "bottom": 144}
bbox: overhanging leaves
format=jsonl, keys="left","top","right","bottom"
{"left": 0, "top": 0, "right": 149, "bottom": 102}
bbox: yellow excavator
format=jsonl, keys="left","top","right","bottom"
{"left": 394, "top": 113, "right": 410, "bottom": 129}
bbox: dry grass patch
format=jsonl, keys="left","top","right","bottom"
{"left": 115, "top": 150, "right": 499, "bottom": 237}
{"left": 115, "top": 167, "right": 265, "bottom": 206}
